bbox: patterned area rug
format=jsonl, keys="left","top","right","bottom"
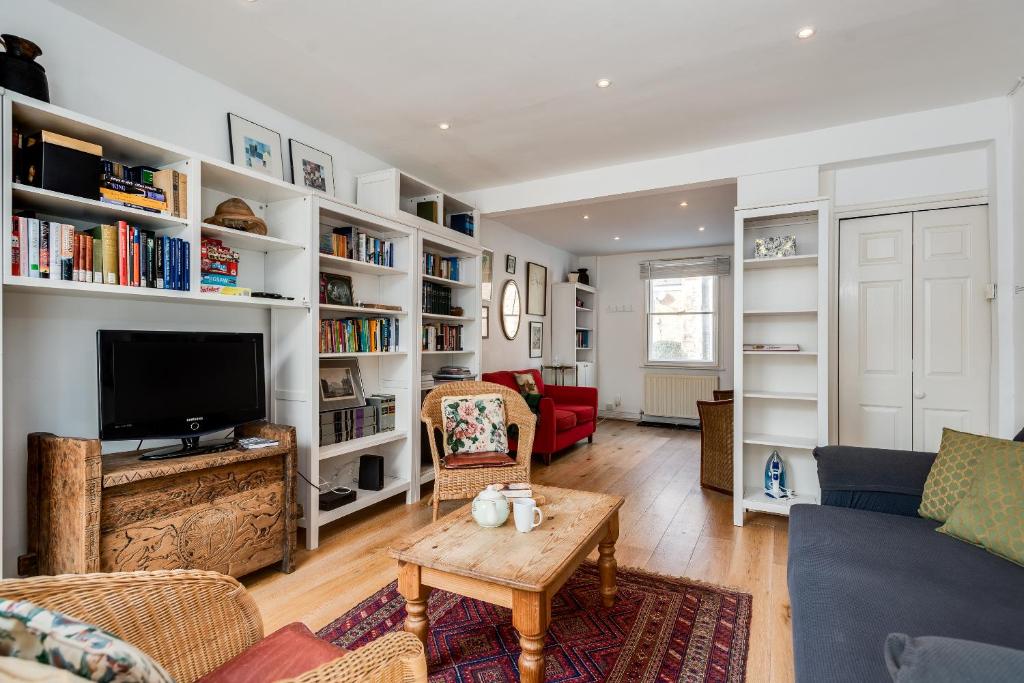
{"left": 318, "top": 562, "right": 752, "bottom": 682}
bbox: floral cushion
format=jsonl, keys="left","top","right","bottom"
{"left": 0, "top": 599, "right": 174, "bottom": 683}
{"left": 442, "top": 393, "right": 509, "bottom": 455}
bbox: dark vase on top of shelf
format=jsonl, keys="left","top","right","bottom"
{"left": 0, "top": 35, "right": 49, "bottom": 102}
{"left": 576, "top": 268, "right": 590, "bottom": 285}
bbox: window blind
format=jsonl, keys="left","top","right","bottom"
{"left": 639, "top": 255, "right": 731, "bottom": 280}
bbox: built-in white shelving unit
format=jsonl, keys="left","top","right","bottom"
{"left": 733, "top": 199, "right": 830, "bottom": 525}
{"left": 551, "top": 282, "right": 597, "bottom": 386}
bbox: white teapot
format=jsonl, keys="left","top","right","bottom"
{"left": 471, "top": 486, "right": 510, "bottom": 528}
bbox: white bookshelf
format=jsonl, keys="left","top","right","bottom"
{"left": 733, "top": 198, "right": 830, "bottom": 525}
{"left": 551, "top": 282, "right": 597, "bottom": 386}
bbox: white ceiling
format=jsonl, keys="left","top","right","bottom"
{"left": 495, "top": 183, "right": 738, "bottom": 256}
{"left": 51, "top": 0, "right": 1024, "bottom": 193}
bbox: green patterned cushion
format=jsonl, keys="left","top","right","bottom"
{"left": 938, "top": 443, "right": 1024, "bottom": 566}
{"left": 0, "top": 599, "right": 173, "bottom": 682}
{"left": 919, "top": 429, "right": 1000, "bottom": 522}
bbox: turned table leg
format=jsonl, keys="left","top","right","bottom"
{"left": 513, "top": 590, "right": 550, "bottom": 683}
{"left": 398, "top": 562, "right": 431, "bottom": 646}
{"left": 599, "top": 511, "right": 619, "bottom": 608}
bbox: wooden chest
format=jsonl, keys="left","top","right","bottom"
{"left": 21, "top": 421, "right": 297, "bottom": 577}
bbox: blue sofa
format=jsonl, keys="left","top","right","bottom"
{"left": 787, "top": 442, "right": 1024, "bottom": 682}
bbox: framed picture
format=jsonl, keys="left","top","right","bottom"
{"left": 505, "top": 254, "right": 516, "bottom": 274}
{"left": 289, "top": 139, "right": 335, "bottom": 196}
{"left": 320, "top": 273, "right": 354, "bottom": 306}
{"left": 529, "top": 321, "right": 543, "bottom": 358}
{"left": 482, "top": 305, "right": 490, "bottom": 339}
{"left": 227, "top": 113, "right": 283, "bottom": 179}
{"left": 526, "top": 261, "right": 547, "bottom": 316}
{"left": 319, "top": 359, "right": 365, "bottom": 410}
{"left": 481, "top": 249, "right": 493, "bottom": 302}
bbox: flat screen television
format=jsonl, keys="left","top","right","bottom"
{"left": 97, "top": 330, "right": 266, "bottom": 459}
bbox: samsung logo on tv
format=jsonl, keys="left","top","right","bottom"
{"left": 185, "top": 417, "right": 204, "bottom": 422}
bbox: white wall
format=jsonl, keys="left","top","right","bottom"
{"left": 589, "top": 246, "right": 734, "bottom": 419}
{"left": 480, "top": 219, "right": 573, "bottom": 372}
{"left": 3, "top": 0, "right": 388, "bottom": 200}
{"left": 832, "top": 148, "right": 988, "bottom": 207}
{"left": 1012, "top": 88, "right": 1024, "bottom": 431}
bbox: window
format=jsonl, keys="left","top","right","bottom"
{"left": 646, "top": 275, "right": 718, "bottom": 366}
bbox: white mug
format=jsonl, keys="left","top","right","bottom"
{"left": 512, "top": 498, "right": 543, "bottom": 533}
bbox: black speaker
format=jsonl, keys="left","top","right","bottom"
{"left": 358, "top": 454, "right": 385, "bottom": 491}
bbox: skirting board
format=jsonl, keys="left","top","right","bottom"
{"left": 598, "top": 410, "right": 641, "bottom": 421}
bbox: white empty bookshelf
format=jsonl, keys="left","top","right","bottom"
{"left": 733, "top": 198, "right": 830, "bottom": 525}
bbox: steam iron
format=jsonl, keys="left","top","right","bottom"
{"left": 764, "top": 450, "right": 795, "bottom": 499}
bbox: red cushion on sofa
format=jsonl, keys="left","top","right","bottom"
{"left": 553, "top": 408, "right": 578, "bottom": 431}
{"left": 197, "top": 622, "right": 347, "bottom": 683}
{"left": 557, "top": 403, "right": 595, "bottom": 424}
{"left": 443, "top": 451, "right": 517, "bottom": 468}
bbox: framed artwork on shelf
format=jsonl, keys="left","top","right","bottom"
{"left": 526, "top": 261, "right": 547, "bottom": 316}
{"left": 505, "top": 254, "right": 517, "bottom": 274}
{"left": 319, "top": 359, "right": 365, "bottom": 410}
{"left": 481, "top": 249, "right": 493, "bottom": 302}
{"left": 289, "top": 139, "right": 335, "bottom": 196}
{"left": 227, "top": 113, "right": 283, "bottom": 179}
{"left": 753, "top": 235, "right": 797, "bottom": 259}
{"left": 529, "top": 321, "right": 543, "bottom": 358}
{"left": 320, "top": 273, "right": 354, "bottom": 306}
{"left": 482, "top": 305, "right": 490, "bottom": 339}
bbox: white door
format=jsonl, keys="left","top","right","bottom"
{"left": 912, "top": 206, "right": 991, "bottom": 451}
{"left": 839, "top": 213, "right": 914, "bottom": 449}
{"left": 839, "top": 206, "right": 991, "bottom": 450}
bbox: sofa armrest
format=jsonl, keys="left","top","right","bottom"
{"left": 537, "top": 396, "right": 557, "bottom": 439}
{"left": 545, "top": 385, "right": 597, "bottom": 408}
{"left": 814, "top": 445, "right": 936, "bottom": 516}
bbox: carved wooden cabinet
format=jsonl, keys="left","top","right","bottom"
{"left": 22, "top": 422, "right": 297, "bottom": 578}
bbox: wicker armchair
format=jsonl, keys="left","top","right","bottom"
{"left": 421, "top": 381, "right": 536, "bottom": 521}
{"left": 697, "top": 398, "right": 733, "bottom": 494}
{"left": 0, "top": 570, "right": 427, "bottom": 683}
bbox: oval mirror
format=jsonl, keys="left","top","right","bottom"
{"left": 501, "top": 279, "right": 521, "bottom": 339}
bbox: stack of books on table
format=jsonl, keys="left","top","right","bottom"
{"left": 488, "top": 483, "right": 533, "bottom": 498}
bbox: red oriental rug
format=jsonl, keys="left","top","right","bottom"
{"left": 318, "top": 562, "right": 751, "bottom": 682}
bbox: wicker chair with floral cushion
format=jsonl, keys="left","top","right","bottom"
{"left": 697, "top": 398, "right": 733, "bottom": 494}
{"left": 421, "top": 381, "right": 536, "bottom": 521}
{"left": 0, "top": 570, "right": 427, "bottom": 683}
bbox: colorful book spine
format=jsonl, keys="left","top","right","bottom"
{"left": 10, "top": 218, "right": 20, "bottom": 276}
{"left": 28, "top": 219, "right": 40, "bottom": 278}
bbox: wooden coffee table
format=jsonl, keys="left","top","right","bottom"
{"left": 389, "top": 485, "right": 623, "bottom": 683}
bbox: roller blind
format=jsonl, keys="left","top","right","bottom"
{"left": 639, "top": 255, "right": 731, "bottom": 280}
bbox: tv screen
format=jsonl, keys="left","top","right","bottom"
{"left": 97, "top": 330, "right": 266, "bottom": 441}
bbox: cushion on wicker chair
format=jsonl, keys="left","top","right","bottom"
{"left": 441, "top": 394, "right": 509, "bottom": 454}
{"left": 443, "top": 452, "right": 517, "bottom": 469}
{"left": 197, "top": 622, "right": 347, "bottom": 683}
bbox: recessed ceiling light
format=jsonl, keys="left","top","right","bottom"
{"left": 596, "top": 78, "right": 612, "bottom": 89}
{"left": 613, "top": 236, "right": 620, "bottom": 240}
{"left": 796, "top": 26, "right": 816, "bottom": 39}
{"left": 438, "top": 122, "right": 451, "bottom": 130}
{"left": 698, "top": 226, "right": 706, "bottom": 231}
{"left": 679, "top": 201, "right": 688, "bottom": 207}
{"left": 583, "top": 215, "right": 590, "bottom": 220}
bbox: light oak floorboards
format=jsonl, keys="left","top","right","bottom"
{"left": 243, "top": 419, "right": 794, "bottom": 682}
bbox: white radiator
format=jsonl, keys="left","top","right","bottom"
{"left": 642, "top": 374, "right": 719, "bottom": 421}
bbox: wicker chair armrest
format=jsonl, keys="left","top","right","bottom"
{"left": 277, "top": 631, "right": 427, "bottom": 683}
{"left": 0, "top": 570, "right": 263, "bottom": 682}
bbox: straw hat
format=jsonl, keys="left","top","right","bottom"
{"left": 204, "top": 198, "right": 268, "bottom": 235}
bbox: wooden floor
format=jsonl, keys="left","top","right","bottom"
{"left": 244, "top": 419, "right": 794, "bottom": 682}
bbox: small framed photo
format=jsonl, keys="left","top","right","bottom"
{"left": 320, "top": 273, "right": 354, "bottom": 306}
{"left": 227, "top": 113, "right": 283, "bottom": 179}
{"left": 482, "top": 305, "right": 490, "bottom": 339}
{"left": 289, "top": 139, "right": 335, "bottom": 196}
{"left": 529, "top": 321, "right": 543, "bottom": 359}
{"left": 505, "top": 254, "right": 517, "bottom": 274}
{"left": 319, "top": 359, "right": 365, "bottom": 410}
{"left": 526, "top": 262, "right": 547, "bottom": 316}
{"left": 481, "top": 249, "right": 493, "bottom": 302}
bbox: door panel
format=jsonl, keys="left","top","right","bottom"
{"left": 839, "top": 214, "right": 913, "bottom": 448}
{"left": 913, "top": 206, "right": 990, "bottom": 448}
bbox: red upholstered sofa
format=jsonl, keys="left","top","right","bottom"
{"left": 481, "top": 369, "right": 598, "bottom": 464}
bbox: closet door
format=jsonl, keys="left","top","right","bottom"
{"left": 838, "top": 214, "right": 914, "bottom": 449}
{"left": 912, "top": 206, "right": 991, "bottom": 451}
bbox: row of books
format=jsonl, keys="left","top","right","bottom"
{"left": 319, "top": 227, "right": 395, "bottom": 267}
{"left": 319, "top": 317, "right": 400, "bottom": 354}
{"left": 422, "top": 282, "right": 453, "bottom": 315}
{"left": 422, "top": 252, "right": 460, "bottom": 281}
{"left": 576, "top": 329, "right": 591, "bottom": 349}
{"left": 10, "top": 217, "right": 190, "bottom": 290}
{"left": 200, "top": 238, "right": 241, "bottom": 293}
{"left": 422, "top": 323, "right": 463, "bottom": 351}
{"left": 318, "top": 394, "right": 396, "bottom": 447}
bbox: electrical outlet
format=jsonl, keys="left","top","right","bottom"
{"left": 605, "top": 402, "right": 615, "bottom": 410}
{"left": 614, "top": 395, "right": 622, "bottom": 407}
